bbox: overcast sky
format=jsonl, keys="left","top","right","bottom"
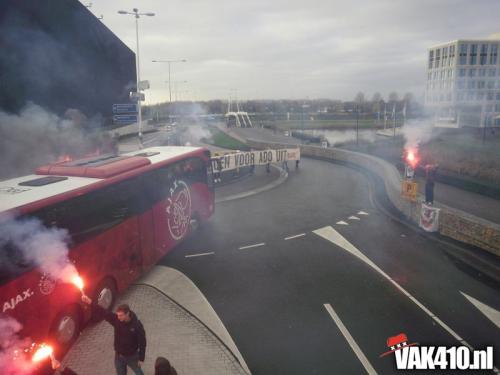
{"left": 84, "top": 0, "right": 500, "bottom": 104}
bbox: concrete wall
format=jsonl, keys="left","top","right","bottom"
{"left": 243, "top": 139, "right": 500, "bottom": 257}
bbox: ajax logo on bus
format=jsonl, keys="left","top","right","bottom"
{"left": 166, "top": 180, "right": 192, "bottom": 241}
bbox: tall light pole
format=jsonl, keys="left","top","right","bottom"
{"left": 118, "top": 8, "right": 155, "bottom": 141}
{"left": 152, "top": 59, "right": 187, "bottom": 103}
{"left": 166, "top": 80, "right": 188, "bottom": 102}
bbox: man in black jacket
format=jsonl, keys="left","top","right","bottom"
{"left": 82, "top": 296, "right": 146, "bottom": 375}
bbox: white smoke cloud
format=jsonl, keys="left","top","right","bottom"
{"left": 321, "top": 129, "right": 377, "bottom": 145}
{"left": 0, "top": 103, "right": 105, "bottom": 181}
{"left": 401, "top": 120, "right": 437, "bottom": 150}
{"left": 0, "top": 315, "right": 35, "bottom": 375}
{"left": 0, "top": 214, "right": 79, "bottom": 373}
{"left": 0, "top": 214, "right": 77, "bottom": 284}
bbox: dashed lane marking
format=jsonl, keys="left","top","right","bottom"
{"left": 336, "top": 221, "right": 349, "bottom": 225}
{"left": 284, "top": 233, "right": 306, "bottom": 240}
{"left": 239, "top": 243, "right": 266, "bottom": 250}
{"left": 358, "top": 211, "right": 369, "bottom": 216}
{"left": 312, "top": 226, "right": 481, "bottom": 359}
{"left": 324, "top": 303, "right": 377, "bottom": 375}
{"left": 185, "top": 252, "right": 215, "bottom": 258}
{"left": 348, "top": 216, "right": 360, "bottom": 220}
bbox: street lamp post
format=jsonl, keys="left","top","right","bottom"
{"left": 118, "top": 8, "right": 155, "bottom": 142}
{"left": 152, "top": 59, "right": 187, "bottom": 103}
{"left": 356, "top": 105, "right": 359, "bottom": 146}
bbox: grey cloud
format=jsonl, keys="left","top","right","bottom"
{"left": 89, "top": 0, "right": 500, "bottom": 101}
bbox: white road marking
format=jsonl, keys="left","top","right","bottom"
{"left": 358, "top": 211, "right": 369, "bottom": 216}
{"left": 239, "top": 243, "right": 266, "bottom": 250}
{"left": 348, "top": 216, "right": 360, "bottom": 220}
{"left": 324, "top": 303, "right": 377, "bottom": 375}
{"left": 284, "top": 233, "right": 306, "bottom": 240}
{"left": 312, "top": 226, "right": 480, "bottom": 356}
{"left": 461, "top": 291, "right": 500, "bottom": 329}
{"left": 185, "top": 252, "right": 215, "bottom": 258}
{"left": 336, "top": 221, "right": 349, "bottom": 225}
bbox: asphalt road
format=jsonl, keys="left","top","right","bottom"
{"left": 159, "top": 157, "right": 500, "bottom": 374}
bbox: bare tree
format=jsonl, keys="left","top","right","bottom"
{"left": 388, "top": 91, "right": 399, "bottom": 103}
{"left": 371, "top": 92, "right": 382, "bottom": 103}
{"left": 354, "top": 92, "right": 365, "bottom": 104}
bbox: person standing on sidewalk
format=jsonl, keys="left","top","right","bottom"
{"left": 424, "top": 163, "right": 438, "bottom": 205}
{"left": 82, "top": 296, "right": 146, "bottom": 375}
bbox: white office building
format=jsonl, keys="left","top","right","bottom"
{"left": 425, "top": 39, "right": 500, "bottom": 127}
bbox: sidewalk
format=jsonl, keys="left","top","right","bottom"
{"left": 60, "top": 267, "right": 250, "bottom": 375}
{"left": 416, "top": 176, "right": 500, "bottom": 224}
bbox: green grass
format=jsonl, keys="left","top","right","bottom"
{"left": 206, "top": 128, "right": 250, "bottom": 150}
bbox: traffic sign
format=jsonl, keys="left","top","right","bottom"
{"left": 129, "top": 92, "right": 145, "bottom": 102}
{"left": 112, "top": 104, "right": 137, "bottom": 114}
{"left": 402, "top": 180, "right": 418, "bottom": 201}
{"left": 138, "top": 80, "right": 150, "bottom": 90}
{"left": 113, "top": 114, "right": 137, "bottom": 125}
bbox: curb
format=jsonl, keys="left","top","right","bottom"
{"left": 215, "top": 165, "right": 288, "bottom": 203}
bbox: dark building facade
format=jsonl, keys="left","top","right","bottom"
{"left": 0, "top": 0, "right": 136, "bottom": 122}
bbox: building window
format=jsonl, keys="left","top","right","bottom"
{"left": 427, "top": 72, "right": 432, "bottom": 80}
{"left": 489, "top": 68, "right": 496, "bottom": 77}
{"left": 478, "top": 81, "right": 485, "bottom": 89}
{"left": 433, "top": 71, "right": 438, "bottom": 80}
{"left": 459, "top": 68, "right": 466, "bottom": 77}
{"left": 467, "top": 92, "right": 474, "bottom": 101}
{"left": 470, "top": 44, "right": 477, "bottom": 65}
{"left": 479, "top": 68, "right": 487, "bottom": 76}
{"left": 446, "top": 92, "right": 452, "bottom": 101}
{"left": 457, "top": 80, "right": 465, "bottom": 89}
{"left": 468, "top": 68, "right": 476, "bottom": 77}
{"left": 448, "top": 69, "right": 453, "bottom": 78}
{"left": 467, "top": 80, "right": 476, "bottom": 89}
{"left": 459, "top": 44, "right": 468, "bottom": 65}
{"left": 477, "top": 92, "right": 484, "bottom": 101}
{"left": 435, "top": 49, "right": 441, "bottom": 68}
{"left": 480, "top": 44, "right": 488, "bottom": 65}
{"left": 449, "top": 45, "right": 456, "bottom": 66}
{"left": 440, "top": 70, "right": 445, "bottom": 79}
{"left": 442, "top": 47, "right": 448, "bottom": 67}
{"left": 495, "top": 103, "right": 500, "bottom": 112}
{"left": 490, "top": 44, "right": 498, "bottom": 65}
{"left": 487, "top": 81, "right": 494, "bottom": 89}
{"left": 487, "top": 92, "right": 494, "bottom": 100}
{"left": 497, "top": 80, "right": 500, "bottom": 88}
{"left": 457, "top": 92, "right": 464, "bottom": 101}
{"left": 428, "top": 50, "right": 434, "bottom": 69}
{"left": 486, "top": 104, "right": 494, "bottom": 112}
{"left": 496, "top": 93, "right": 500, "bottom": 100}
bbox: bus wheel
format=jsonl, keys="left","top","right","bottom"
{"left": 51, "top": 306, "right": 81, "bottom": 348}
{"left": 95, "top": 278, "right": 117, "bottom": 311}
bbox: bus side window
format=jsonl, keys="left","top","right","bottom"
{"left": 0, "top": 242, "right": 33, "bottom": 285}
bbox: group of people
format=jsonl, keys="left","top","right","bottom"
{"left": 52, "top": 296, "right": 177, "bottom": 375}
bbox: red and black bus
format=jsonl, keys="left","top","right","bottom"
{"left": 0, "top": 146, "right": 214, "bottom": 352}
